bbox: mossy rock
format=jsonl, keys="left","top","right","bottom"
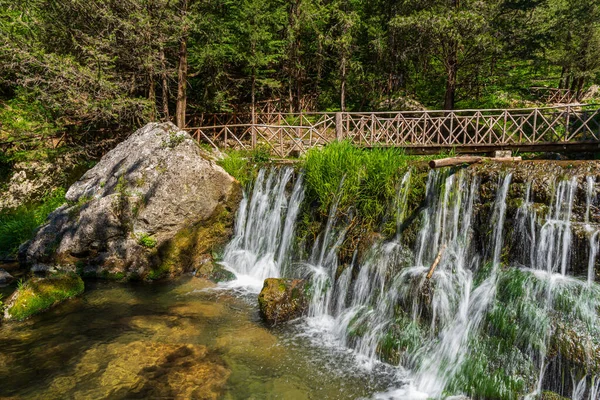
{"left": 258, "top": 278, "right": 309, "bottom": 326}
{"left": 541, "top": 391, "right": 570, "bottom": 400}
{"left": 3, "top": 272, "right": 84, "bottom": 321}
{"left": 152, "top": 189, "right": 241, "bottom": 281}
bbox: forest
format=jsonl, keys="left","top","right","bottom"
{"left": 1, "top": 0, "right": 600, "bottom": 160}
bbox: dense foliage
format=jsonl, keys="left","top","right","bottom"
{"left": 1, "top": 0, "right": 599, "bottom": 160}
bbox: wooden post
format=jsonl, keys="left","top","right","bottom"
{"left": 532, "top": 109, "right": 537, "bottom": 142}
{"left": 502, "top": 110, "right": 508, "bottom": 144}
{"left": 370, "top": 113, "right": 375, "bottom": 145}
{"left": 336, "top": 112, "right": 343, "bottom": 141}
{"left": 251, "top": 109, "right": 257, "bottom": 149}
{"left": 565, "top": 106, "right": 570, "bottom": 141}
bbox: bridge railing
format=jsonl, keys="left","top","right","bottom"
{"left": 184, "top": 105, "right": 600, "bottom": 157}
{"left": 529, "top": 87, "right": 579, "bottom": 104}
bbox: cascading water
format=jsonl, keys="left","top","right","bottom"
{"left": 220, "top": 167, "right": 304, "bottom": 291}
{"left": 223, "top": 166, "right": 600, "bottom": 399}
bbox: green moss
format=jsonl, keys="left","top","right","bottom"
{"left": 156, "top": 186, "right": 241, "bottom": 280}
{"left": 7, "top": 272, "right": 84, "bottom": 320}
{"left": 541, "top": 391, "right": 570, "bottom": 400}
{"left": 146, "top": 263, "right": 171, "bottom": 281}
{"left": 445, "top": 336, "right": 535, "bottom": 399}
{"left": 99, "top": 270, "right": 126, "bottom": 281}
{"left": 137, "top": 232, "right": 157, "bottom": 249}
{"left": 206, "top": 264, "right": 235, "bottom": 283}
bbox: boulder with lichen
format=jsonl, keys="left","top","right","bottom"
{"left": 20, "top": 122, "right": 242, "bottom": 280}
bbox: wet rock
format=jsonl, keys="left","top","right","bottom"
{"left": 0, "top": 268, "right": 13, "bottom": 285}
{"left": 258, "top": 278, "right": 309, "bottom": 326}
{"left": 469, "top": 160, "right": 600, "bottom": 280}
{"left": 548, "top": 320, "right": 600, "bottom": 375}
{"left": 22, "top": 122, "right": 242, "bottom": 279}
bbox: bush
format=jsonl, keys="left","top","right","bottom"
{"left": 0, "top": 188, "right": 66, "bottom": 258}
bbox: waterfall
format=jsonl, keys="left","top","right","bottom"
{"left": 221, "top": 166, "right": 600, "bottom": 400}
{"left": 585, "top": 176, "right": 596, "bottom": 224}
{"left": 220, "top": 167, "right": 304, "bottom": 292}
{"left": 412, "top": 173, "right": 511, "bottom": 397}
{"left": 589, "top": 231, "right": 599, "bottom": 284}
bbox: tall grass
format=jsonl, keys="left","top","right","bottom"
{"left": 0, "top": 188, "right": 66, "bottom": 258}
{"left": 303, "top": 141, "right": 429, "bottom": 226}
{"left": 217, "top": 146, "right": 272, "bottom": 188}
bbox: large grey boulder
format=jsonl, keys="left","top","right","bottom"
{"left": 22, "top": 122, "right": 241, "bottom": 279}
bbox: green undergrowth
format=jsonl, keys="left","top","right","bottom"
{"left": 0, "top": 188, "right": 66, "bottom": 258}
{"left": 217, "top": 145, "right": 274, "bottom": 188}
{"left": 6, "top": 272, "right": 84, "bottom": 320}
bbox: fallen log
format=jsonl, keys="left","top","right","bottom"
{"left": 428, "top": 156, "right": 522, "bottom": 169}
{"left": 426, "top": 244, "right": 446, "bottom": 279}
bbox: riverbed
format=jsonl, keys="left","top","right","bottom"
{"left": 0, "top": 276, "right": 398, "bottom": 399}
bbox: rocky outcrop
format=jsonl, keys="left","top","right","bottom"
{"left": 0, "top": 154, "right": 82, "bottom": 213}
{"left": 21, "top": 122, "right": 242, "bottom": 279}
{"left": 258, "top": 278, "right": 308, "bottom": 325}
{"left": 468, "top": 160, "right": 600, "bottom": 280}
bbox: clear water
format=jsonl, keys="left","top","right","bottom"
{"left": 0, "top": 277, "right": 398, "bottom": 399}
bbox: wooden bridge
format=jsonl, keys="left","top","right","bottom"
{"left": 184, "top": 105, "right": 600, "bottom": 157}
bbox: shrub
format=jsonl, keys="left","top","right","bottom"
{"left": 0, "top": 188, "right": 66, "bottom": 258}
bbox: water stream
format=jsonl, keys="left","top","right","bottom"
{"left": 3, "top": 165, "right": 599, "bottom": 399}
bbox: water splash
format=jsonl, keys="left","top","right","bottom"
{"left": 589, "top": 231, "right": 599, "bottom": 284}
{"left": 220, "top": 167, "right": 304, "bottom": 292}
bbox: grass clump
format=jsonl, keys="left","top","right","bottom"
{"left": 218, "top": 150, "right": 253, "bottom": 187}
{"left": 302, "top": 141, "right": 434, "bottom": 227}
{"left": 0, "top": 188, "right": 66, "bottom": 258}
{"left": 217, "top": 145, "right": 273, "bottom": 188}
{"left": 137, "top": 232, "right": 157, "bottom": 249}
{"left": 6, "top": 272, "right": 84, "bottom": 320}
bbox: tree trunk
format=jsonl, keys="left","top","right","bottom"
{"left": 175, "top": 0, "right": 189, "bottom": 129}
{"left": 559, "top": 66, "right": 567, "bottom": 89}
{"left": 340, "top": 54, "right": 347, "bottom": 112}
{"left": 160, "top": 47, "right": 169, "bottom": 120}
{"left": 251, "top": 66, "right": 256, "bottom": 125}
{"left": 575, "top": 77, "right": 585, "bottom": 99}
{"left": 443, "top": 58, "right": 457, "bottom": 110}
{"left": 148, "top": 68, "right": 156, "bottom": 121}
{"left": 444, "top": 0, "right": 460, "bottom": 111}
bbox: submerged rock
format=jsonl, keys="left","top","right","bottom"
{"left": 3, "top": 272, "right": 84, "bottom": 321}
{"left": 42, "top": 341, "right": 230, "bottom": 399}
{"left": 258, "top": 278, "right": 309, "bottom": 326}
{"left": 0, "top": 268, "right": 13, "bottom": 285}
{"left": 22, "top": 122, "right": 242, "bottom": 279}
